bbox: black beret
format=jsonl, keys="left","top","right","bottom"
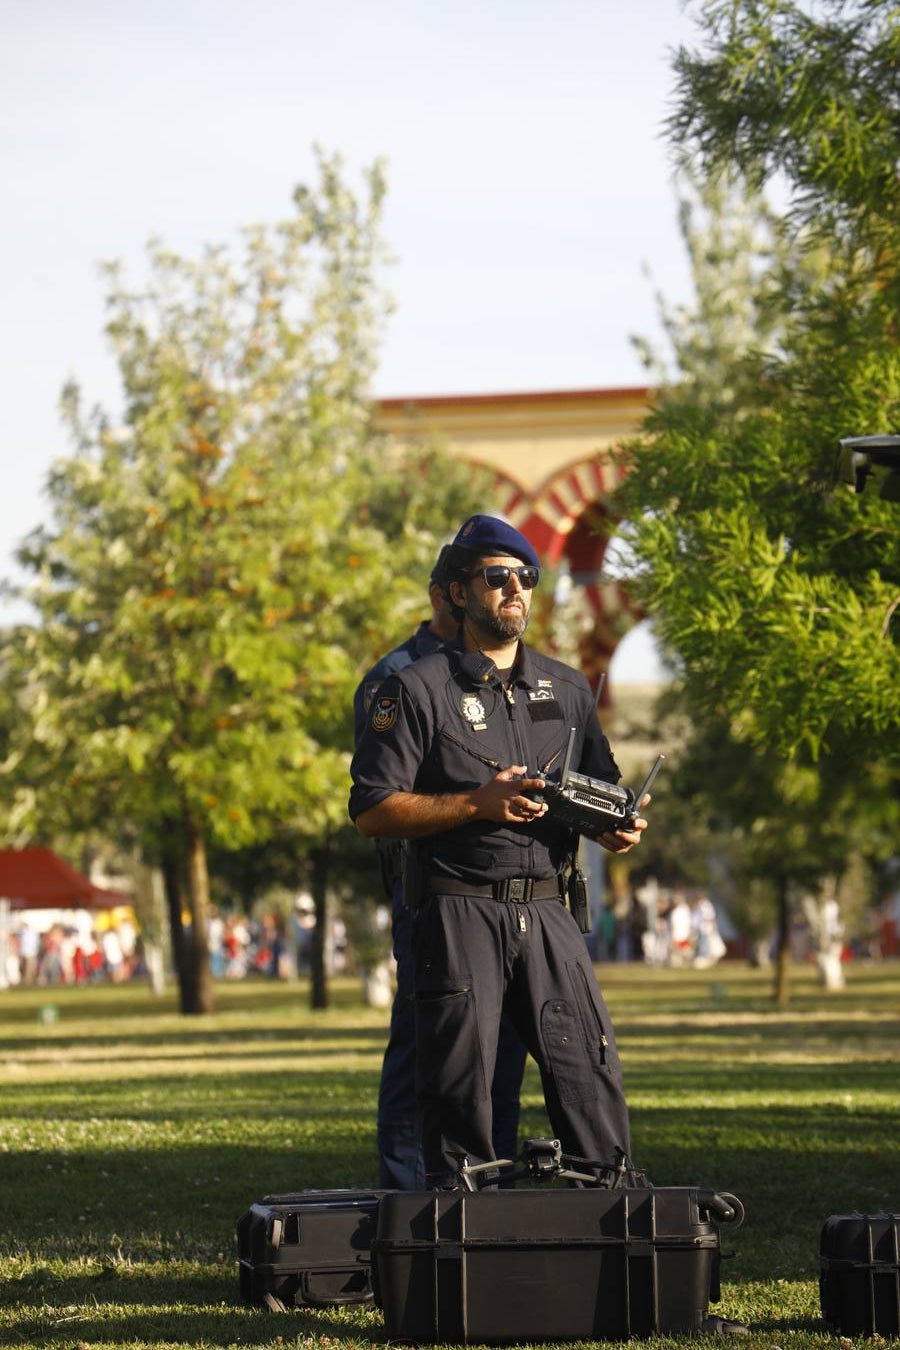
{"left": 450, "top": 514, "right": 541, "bottom": 568}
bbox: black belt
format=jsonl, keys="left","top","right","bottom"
{"left": 425, "top": 875, "right": 562, "bottom": 903}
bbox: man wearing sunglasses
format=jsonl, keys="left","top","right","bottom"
{"left": 349, "top": 514, "right": 648, "bottom": 1188}
{"left": 353, "top": 547, "right": 527, "bottom": 1191}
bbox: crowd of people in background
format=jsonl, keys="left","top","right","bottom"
{"left": 646, "top": 892, "right": 729, "bottom": 968}
{"left": 8, "top": 893, "right": 715, "bottom": 989}
{"left": 589, "top": 888, "right": 728, "bottom": 968}
{"left": 4, "top": 885, "right": 899, "bottom": 989}
{"left": 7, "top": 914, "right": 143, "bottom": 986}
{"left": 4, "top": 900, "right": 344, "bottom": 988}
{"left": 206, "top": 904, "right": 326, "bottom": 981}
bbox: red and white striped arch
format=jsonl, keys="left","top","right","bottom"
{"left": 498, "top": 456, "right": 626, "bottom": 562}
{"left": 486, "top": 455, "right": 635, "bottom": 624}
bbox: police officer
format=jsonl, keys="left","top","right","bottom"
{"left": 352, "top": 549, "right": 456, "bottom": 749}
{"left": 349, "top": 515, "right": 648, "bottom": 1187}
{"left": 354, "top": 546, "right": 528, "bottom": 1189}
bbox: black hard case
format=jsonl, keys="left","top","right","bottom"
{"left": 820, "top": 1212, "right": 900, "bottom": 1337}
{"left": 237, "top": 1189, "right": 387, "bottom": 1310}
{"left": 373, "top": 1186, "right": 736, "bottom": 1343}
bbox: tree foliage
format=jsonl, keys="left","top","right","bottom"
{"left": 616, "top": 0, "right": 900, "bottom": 768}
{"left": 2, "top": 152, "right": 487, "bottom": 1010}
{"left": 671, "top": 0, "right": 898, "bottom": 257}
{"left": 609, "top": 1, "right": 899, "bottom": 998}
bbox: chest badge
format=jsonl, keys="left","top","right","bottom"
{"left": 460, "top": 693, "right": 488, "bottom": 731}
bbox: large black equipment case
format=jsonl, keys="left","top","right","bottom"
{"left": 237, "top": 1189, "right": 387, "bottom": 1310}
{"left": 820, "top": 1212, "right": 900, "bottom": 1337}
{"left": 373, "top": 1185, "right": 742, "bottom": 1343}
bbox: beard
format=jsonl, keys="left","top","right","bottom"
{"left": 466, "top": 592, "right": 531, "bottom": 643}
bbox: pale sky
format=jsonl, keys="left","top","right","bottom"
{"left": 1, "top": 0, "right": 702, "bottom": 679}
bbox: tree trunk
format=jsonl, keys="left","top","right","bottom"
{"left": 162, "top": 852, "right": 194, "bottom": 1012}
{"left": 182, "top": 818, "right": 215, "bottom": 1014}
{"left": 127, "top": 854, "right": 168, "bottom": 995}
{"left": 804, "top": 878, "right": 846, "bottom": 992}
{"left": 309, "top": 841, "right": 330, "bottom": 1011}
{"left": 363, "top": 959, "right": 393, "bottom": 1009}
{"left": 774, "top": 875, "right": 791, "bottom": 1008}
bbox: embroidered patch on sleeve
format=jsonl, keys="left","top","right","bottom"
{"left": 371, "top": 695, "right": 400, "bottom": 732}
{"left": 363, "top": 680, "right": 383, "bottom": 714}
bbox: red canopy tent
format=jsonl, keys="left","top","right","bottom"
{"left": 0, "top": 848, "right": 132, "bottom": 988}
{"left": 0, "top": 847, "right": 130, "bottom": 909}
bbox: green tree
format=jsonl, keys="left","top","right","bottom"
{"left": 611, "top": 0, "right": 899, "bottom": 996}
{"left": 670, "top": 0, "right": 897, "bottom": 263}
{"left": 5, "top": 152, "right": 481, "bottom": 1013}
{"left": 665, "top": 711, "right": 888, "bottom": 997}
{"left": 635, "top": 0, "right": 900, "bottom": 760}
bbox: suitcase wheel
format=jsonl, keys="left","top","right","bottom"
{"left": 698, "top": 1190, "right": 746, "bottom": 1227}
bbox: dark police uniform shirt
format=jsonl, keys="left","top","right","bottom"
{"left": 349, "top": 637, "right": 621, "bottom": 885}
{"left": 352, "top": 620, "right": 446, "bottom": 748}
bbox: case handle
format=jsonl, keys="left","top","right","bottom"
{"left": 299, "top": 1270, "right": 373, "bottom": 1306}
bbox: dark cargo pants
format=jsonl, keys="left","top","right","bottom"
{"left": 413, "top": 889, "right": 631, "bottom": 1188}
{"left": 378, "top": 879, "right": 528, "bottom": 1189}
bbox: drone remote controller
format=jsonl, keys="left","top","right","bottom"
{"left": 534, "top": 727, "right": 664, "bottom": 838}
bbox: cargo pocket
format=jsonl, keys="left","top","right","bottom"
{"left": 541, "top": 995, "right": 600, "bottom": 1104}
{"left": 541, "top": 960, "right": 614, "bottom": 1104}
{"left": 570, "top": 959, "right": 617, "bottom": 1062}
{"left": 414, "top": 973, "right": 488, "bottom": 1108}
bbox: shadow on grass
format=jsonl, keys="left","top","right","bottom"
{"left": 751, "top": 1313, "right": 824, "bottom": 1334}
{"left": 0, "top": 980, "right": 371, "bottom": 1021}
{"left": 0, "top": 1262, "right": 834, "bottom": 1349}
{"left": 2, "top": 1296, "right": 383, "bottom": 1348}
{"left": 626, "top": 1056, "right": 898, "bottom": 1092}
{"left": 6, "top": 996, "right": 897, "bottom": 1059}
{"left": 0, "top": 1064, "right": 384, "bottom": 1117}
{"left": 1, "top": 1102, "right": 896, "bottom": 1280}
{"left": 0, "top": 1022, "right": 389, "bottom": 1056}
{"left": 0, "top": 1309, "right": 833, "bottom": 1350}
{"left": 0, "top": 1271, "right": 836, "bottom": 1348}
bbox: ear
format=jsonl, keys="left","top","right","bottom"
{"left": 448, "top": 578, "right": 467, "bottom": 609}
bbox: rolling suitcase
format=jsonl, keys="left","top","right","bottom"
{"left": 373, "top": 1184, "right": 744, "bottom": 1343}
{"left": 237, "top": 1188, "right": 388, "bottom": 1310}
{"left": 820, "top": 1212, "right": 900, "bottom": 1336}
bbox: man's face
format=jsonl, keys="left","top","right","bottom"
{"left": 460, "top": 553, "right": 533, "bottom": 644}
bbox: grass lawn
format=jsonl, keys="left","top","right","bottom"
{"left": 0, "top": 959, "right": 897, "bottom": 1349}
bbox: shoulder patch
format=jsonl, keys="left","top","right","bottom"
{"left": 363, "top": 680, "right": 382, "bottom": 714}
{"left": 371, "top": 695, "right": 400, "bottom": 732}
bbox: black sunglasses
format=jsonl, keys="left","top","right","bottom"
{"left": 468, "top": 564, "right": 541, "bottom": 590}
